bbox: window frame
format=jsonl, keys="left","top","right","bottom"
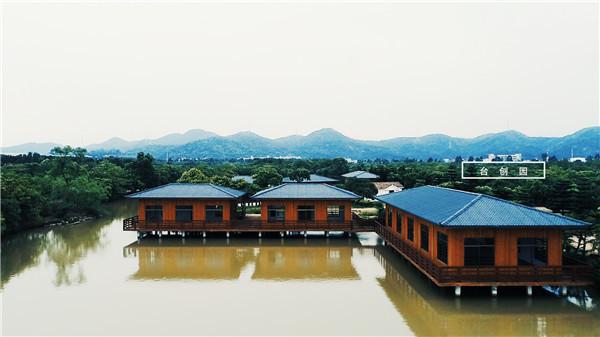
{"left": 327, "top": 205, "right": 345, "bottom": 221}
{"left": 437, "top": 232, "right": 448, "bottom": 264}
{"left": 517, "top": 238, "right": 548, "bottom": 266}
{"left": 297, "top": 205, "right": 315, "bottom": 221}
{"left": 145, "top": 205, "right": 163, "bottom": 223}
{"left": 420, "top": 224, "right": 429, "bottom": 252}
{"left": 463, "top": 238, "right": 495, "bottom": 266}
{"left": 175, "top": 205, "right": 193, "bottom": 222}
{"left": 407, "top": 218, "right": 414, "bottom": 242}
{"left": 205, "top": 205, "right": 224, "bottom": 222}
{"left": 267, "top": 205, "right": 286, "bottom": 222}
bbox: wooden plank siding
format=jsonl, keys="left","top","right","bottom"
{"left": 385, "top": 204, "right": 563, "bottom": 268}
{"left": 260, "top": 200, "right": 353, "bottom": 222}
{"left": 137, "top": 199, "right": 237, "bottom": 222}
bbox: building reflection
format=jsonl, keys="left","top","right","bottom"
{"left": 373, "top": 246, "right": 599, "bottom": 337}
{"left": 123, "top": 236, "right": 598, "bottom": 337}
{"left": 124, "top": 237, "right": 361, "bottom": 281}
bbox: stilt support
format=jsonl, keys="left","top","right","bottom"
{"left": 258, "top": 232, "right": 262, "bottom": 238}
{"left": 226, "top": 232, "right": 230, "bottom": 238}
{"left": 527, "top": 286, "right": 533, "bottom": 296}
{"left": 325, "top": 231, "right": 329, "bottom": 237}
{"left": 158, "top": 231, "right": 162, "bottom": 238}
{"left": 182, "top": 231, "right": 186, "bottom": 238}
{"left": 561, "top": 286, "right": 568, "bottom": 296}
{"left": 454, "top": 286, "right": 461, "bottom": 297}
{"left": 202, "top": 231, "right": 206, "bottom": 238}
{"left": 280, "top": 231, "right": 284, "bottom": 237}
{"left": 304, "top": 231, "right": 307, "bottom": 237}
{"left": 491, "top": 286, "right": 498, "bottom": 296}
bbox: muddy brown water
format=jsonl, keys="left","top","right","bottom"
{"left": 2, "top": 201, "right": 599, "bottom": 336}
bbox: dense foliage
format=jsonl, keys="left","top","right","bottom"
{"left": 2, "top": 148, "right": 599, "bottom": 278}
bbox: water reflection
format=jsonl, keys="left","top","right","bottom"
{"left": 1, "top": 201, "right": 136, "bottom": 287}
{"left": 124, "top": 237, "right": 362, "bottom": 281}
{"left": 124, "top": 237, "right": 600, "bottom": 336}
{"left": 3, "top": 202, "right": 599, "bottom": 336}
{"left": 374, "top": 246, "right": 600, "bottom": 337}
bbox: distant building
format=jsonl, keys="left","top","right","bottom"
{"left": 282, "top": 174, "right": 338, "bottom": 183}
{"left": 232, "top": 175, "right": 254, "bottom": 184}
{"left": 483, "top": 153, "right": 523, "bottom": 162}
{"left": 374, "top": 182, "right": 404, "bottom": 196}
{"left": 342, "top": 170, "right": 379, "bottom": 180}
{"left": 568, "top": 157, "right": 587, "bottom": 163}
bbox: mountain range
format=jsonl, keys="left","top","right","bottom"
{"left": 3, "top": 127, "right": 599, "bottom": 160}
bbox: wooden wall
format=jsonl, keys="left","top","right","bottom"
{"left": 137, "top": 199, "right": 238, "bottom": 221}
{"left": 385, "top": 204, "right": 563, "bottom": 267}
{"left": 259, "top": 200, "right": 353, "bottom": 222}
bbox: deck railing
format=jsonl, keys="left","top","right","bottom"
{"left": 123, "top": 215, "right": 375, "bottom": 232}
{"left": 372, "top": 221, "right": 594, "bottom": 286}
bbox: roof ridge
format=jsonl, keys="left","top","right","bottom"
{"left": 208, "top": 183, "right": 243, "bottom": 198}
{"left": 427, "top": 185, "right": 482, "bottom": 197}
{"left": 126, "top": 182, "right": 178, "bottom": 197}
{"left": 323, "top": 183, "right": 362, "bottom": 198}
{"left": 251, "top": 183, "right": 289, "bottom": 198}
{"left": 477, "top": 193, "right": 590, "bottom": 225}
{"left": 440, "top": 194, "right": 482, "bottom": 225}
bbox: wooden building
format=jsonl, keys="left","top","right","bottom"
{"left": 251, "top": 183, "right": 360, "bottom": 225}
{"left": 125, "top": 183, "right": 247, "bottom": 233}
{"left": 123, "top": 182, "right": 371, "bottom": 234}
{"left": 375, "top": 185, "right": 593, "bottom": 292}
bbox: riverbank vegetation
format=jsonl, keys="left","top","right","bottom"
{"left": 2, "top": 148, "right": 599, "bottom": 278}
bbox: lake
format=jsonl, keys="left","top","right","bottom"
{"left": 2, "top": 201, "right": 599, "bottom": 336}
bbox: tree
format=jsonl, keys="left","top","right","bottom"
{"left": 252, "top": 166, "right": 282, "bottom": 188}
{"left": 288, "top": 168, "right": 310, "bottom": 182}
{"left": 130, "top": 152, "right": 159, "bottom": 188}
{"left": 178, "top": 168, "right": 210, "bottom": 183}
{"left": 343, "top": 179, "right": 377, "bottom": 199}
{"left": 90, "top": 161, "right": 131, "bottom": 200}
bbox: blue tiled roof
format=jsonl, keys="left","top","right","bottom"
{"left": 127, "top": 183, "right": 246, "bottom": 199}
{"left": 376, "top": 185, "right": 590, "bottom": 228}
{"left": 282, "top": 174, "right": 339, "bottom": 183}
{"left": 252, "top": 183, "right": 360, "bottom": 200}
{"left": 342, "top": 170, "right": 379, "bottom": 179}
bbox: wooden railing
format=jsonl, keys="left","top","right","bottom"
{"left": 123, "top": 215, "right": 375, "bottom": 232}
{"left": 373, "top": 221, "right": 594, "bottom": 286}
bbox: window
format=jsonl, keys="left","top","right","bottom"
{"left": 407, "top": 218, "right": 414, "bottom": 241}
{"left": 437, "top": 232, "right": 448, "bottom": 264}
{"left": 387, "top": 208, "right": 393, "bottom": 227}
{"left": 175, "top": 205, "right": 193, "bottom": 222}
{"left": 268, "top": 205, "right": 285, "bottom": 222}
{"left": 464, "top": 238, "right": 495, "bottom": 266}
{"left": 145, "top": 205, "right": 163, "bottom": 223}
{"left": 396, "top": 213, "right": 402, "bottom": 234}
{"left": 327, "top": 205, "right": 344, "bottom": 220}
{"left": 297, "top": 205, "right": 315, "bottom": 221}
{"left": 518, "top": 238, "right": 548, "bottom": 266}
{"left": 420, "top": 224, "right": 429, "bottom": 251}
{"left": 205, "top": 205, "right": 223, "bottom": 222}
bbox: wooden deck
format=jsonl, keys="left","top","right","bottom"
{"left": 122, "top": 216, "right": 594, "bottom": 287}
{"left": 123, "top": 216, "right": 375, "bottom": 233}
{"left": 373, "top": 222, "right": 594, "bottom": 287}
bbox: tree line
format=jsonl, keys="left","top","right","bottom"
{"left": 2, "top": 147, "right": 599, "bottom": 278}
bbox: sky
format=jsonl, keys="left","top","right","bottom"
{"left": 1, "top": 1, "right": 598, "bottom": 147}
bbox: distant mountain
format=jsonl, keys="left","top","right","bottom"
{"left": 2, "top": 142, "right": 62, "bottom": 155}
{"left": 5, "top": 127, "right": 599, "bottom": 160}
{"left": 86, "top": 129, "right": 218, "bottom": 151}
